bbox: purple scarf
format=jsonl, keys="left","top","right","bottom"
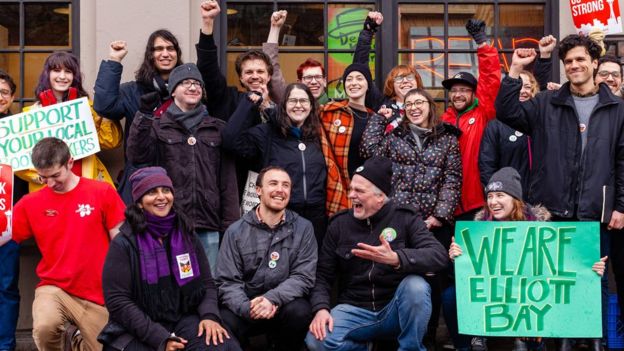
{"left": 136, "top": 212, "right": 200, "bottom": 286}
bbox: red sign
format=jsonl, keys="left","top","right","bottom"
{"left": 0, "top": 164, "right": 13, "bottom": 242}
{"left": 570, "top": 0, "right": 623, "bottom": 35}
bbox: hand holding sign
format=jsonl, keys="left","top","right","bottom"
{"left": 592, "top": 256, "right": 608, "bottom": 277}
{"left": 352, "top": 233, "right": 400, "bottom": 267}
{"left": 449, "top": 236, "right": 463, "bottom": 261}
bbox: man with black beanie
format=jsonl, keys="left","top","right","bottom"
{"left": 305, "top": 156, "right": 448, "bottom": 351}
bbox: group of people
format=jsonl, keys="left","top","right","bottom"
{"left": 1, "top": 1, "right": 624, "bottom": 351}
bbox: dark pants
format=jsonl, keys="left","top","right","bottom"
{"left": 425, "top": 224, "right": 453, "bottom": 340}
{"left": 220, "top": 297, "right": 312, "bottom": 351}
{"left": 0, "top": 240, "right": 20, "bottom": 351}
{"left": 611, "top": 228, "right": 624, "bottom": 324}
{"left": 104, "top": 315, "right": 241, "bottom": 351}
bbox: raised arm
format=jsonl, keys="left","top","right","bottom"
{"left": 221, "top": 92, "right": 265, "bottom": 160}
{"left": 495, "top": 48, "right": 540, "bottom": 135}
{"left": 93, "top": 41, "right": 130, "bottom": 121}
{"left": 534, "top": 35, "right": 557, "bottom": 91}
{"left": 263, "top": 10, "right": 288, "bottom": 104}
{"left": 354, "top": 11, "right": 385, "bottom": 111}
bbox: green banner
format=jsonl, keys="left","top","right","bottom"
{"left": 454, "top": 221, "right": 601, "bottom": 337}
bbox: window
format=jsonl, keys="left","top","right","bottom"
{"left": 0, "top": 1, "right": 77, "bottom": 111}
{"left": 221, "top": 1, "right": 555, "bottom": 104}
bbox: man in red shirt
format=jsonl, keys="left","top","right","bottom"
{"left": 441, "top": 19, "right": 502, "bottom": 220}
{"left": 6, "top": 137, "right": 125, "bottom": 351}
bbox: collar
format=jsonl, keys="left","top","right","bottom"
{"left": 255, "top": 206, "right": 286, "bottom": 228}
{"left": 457, "top": 98, "right": 479, "bottom": 117}
{"left": 551, "top": 81, "right": 620, "bottom": 108}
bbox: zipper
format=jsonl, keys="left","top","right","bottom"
{"left": 300, "top": 140, "right": 308, "bottom": 202}
{"left": 190, "top": 134, "right": 197, "bottom": 221}
{"left": 367, "top": 218, "right": 376, "bottom": 311}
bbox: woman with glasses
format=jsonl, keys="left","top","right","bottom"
{"left": 361, "top": 88, "right": 462, "bottom": 349}
{"left": 353, "top": 11, "right": 424, "bottom": 132}
{"left": 223, "top": 83, "right": 328, "bottom": 244}
{"left": 16, "top": 52, "right": 122, "bottom": 193}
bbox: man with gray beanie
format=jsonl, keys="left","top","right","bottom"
{"left": 127, "top": 62, "right": 239, "bottom": 273}
{"left": 305, "top": 156, "right": 448, "bottom": 351}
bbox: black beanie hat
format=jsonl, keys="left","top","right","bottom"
{"left": 168, "top": 63, "right": 204, "bottom": 95}
{"left": 342, "top": 63, "right": 373, "bottom": 90}
{"left": 354, "top": 156, "right": 393, "bottom": 196}
{"left": 485, "top": 167, "right": 523, "bottom": 200}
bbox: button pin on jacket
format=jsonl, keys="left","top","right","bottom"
{"left": 515, "top": 131, "right": 523, "bottom": 137}
{"left": 338, "top": 126, "right": 346, "bottom": 134}
{"left": 333, "top": 119, "right": 342, "bottom": 127}
{"left": 268, "top": 260, "right": 277, "bottom": 269}
{"left": 270, "top": 251, "right": 280, "bottom": 261}
{"left": 509, "top": 135, "right": 517, "bottom": 142}
{"left": 298, "top": 143, "right": 306, "bottom": 151}
{"left": 468, "top": 117, "right": 476, "bottom": 125}
{"left": 579, "top": 124, "right": 587, "bottom": 133}
{"left": 187, "top": 136, "right": 197, "bottom": 145}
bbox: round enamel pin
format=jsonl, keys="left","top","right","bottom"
{"left": 338, "top": 126, "right": 347, "bottom": 134}
{"left": 298, "top": 143, "right": 306, "bottom": 151}
{"left": 579, "top": 124, "right": 587, "bottom": 133}
{"left": 509, "top": 135, "right": 517, "bottom": 142}
{"left": 268, "top": 260, "right": 277, "bottom": 269}
{"left": 468, "top": 118, "right": 476, "bottom": 125}
{"left": 333, "top": 119, "right": 342, "bottom": 127}
{"left": 380, "top": 227, "right": 397, "bottom": 243}
{"left": 187, "top": 136, "right": 197, "bottom": 145}
{"left": 270, "top": 251, "right": 280, "bottom": 261}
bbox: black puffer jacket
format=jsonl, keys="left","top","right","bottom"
{"left": 478, "top": 119, "right": 531, "bottom": 198}
{"left": 495, "top": 77, "right": 624, "bottom": 219}
{"left": 127, "top": 107, "right": 239, "bottom": 232}
{"left": 310, "top": 201, "right": 448, "bottom": 313}
{"left": 222, "top": 97, "right": 327, "bottom": 208}
{"left": 361, "top": 114, "right": 462, "bottom": 223}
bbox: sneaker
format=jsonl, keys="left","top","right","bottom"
{"left": 470, "top": 337, "right": 487, "bottom": 351}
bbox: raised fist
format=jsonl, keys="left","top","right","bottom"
{"left": 109, "top": 41, "right": 128, "bottom": 63}
{"left": 538, "top": 35, "right": 557, "bottom": 58}
{"left": 465, "top": 19, "right": 487, "bottom": 45}
{"left": 512, "top": 48, "right": 537, "bottom": 68}
{"left": 271, "top": 10, "right": 287, "bottom": 28}
{"left": 364, "top": 11, "right": 383, "bottom": 32}
{"left": 200, "top": 0, "right": 221, "bottom": 22}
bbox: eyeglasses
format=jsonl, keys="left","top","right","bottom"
{"left": 449, "top": 87, "right": 473, "bottom": 94}
{"left": 393, "top": 74, "right": 415, "bottom": 83}
{"left": 286, "top": 98, "right": 311, "bottom": 106}
{"left": 179, "top": 80, "right": 202, "bottom": 89}
{"left": 301, "top": 75, "right": 324, "bottom": 83}
{"left": 0, "top": 89, "right": 12, "bottom": 99}
{"left": 153, "top": 45, "right": 176, "bottom": 52}
{"left": 597, "top": 70, "right": 622, "bottom": 79}
{"left": 404, "top": 100, "right": 429, "bottom": 109}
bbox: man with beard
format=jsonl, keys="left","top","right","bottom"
{"left": 441, "top": 19, "right": 501, "bottom": 221}
{"left": 595, "top": 55, "right": 623, "bottom": 97}
{"left": 215, "top": 166, "right": 317, "bottom": 351}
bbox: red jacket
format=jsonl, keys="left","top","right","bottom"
{"left": 441, "top": 44, "right": 501, "bottom": 215}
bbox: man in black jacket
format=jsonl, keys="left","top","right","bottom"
{"left": 305, "top": 156, "right": 448, "bottom": 351}
{"left": 495, "top": 34, "right": 624, "bottom": 351}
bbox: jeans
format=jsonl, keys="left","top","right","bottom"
{"left": 0, "top": 241, "right": 20, "bottom": 351}
{"left": 305, "top": 275, "right": 432, "bottom": 351}
{"left": 196, "top": 230, "right": 220, "bottom": 276}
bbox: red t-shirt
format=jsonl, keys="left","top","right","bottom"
{"left": 12, "top": 178, "right": 126, "bottom": 305}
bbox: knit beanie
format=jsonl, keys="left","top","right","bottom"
{"left": 342, "top": 63, "right": 373, "bottom": 89}
{"left": 485, "top": 167, "right": 523, "bottom": 200}
{"left": 167, "top": 63, "right": 204, "bottom": 94}
{"left": 130, "top": 166, "right": 174, "bottom": 203}
{"left": 354, "top": 156, "right": 393, "bottom": 196}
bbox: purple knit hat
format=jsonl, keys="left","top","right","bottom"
{"left": 129, "top": 167, "right": 173, "bottom": 203}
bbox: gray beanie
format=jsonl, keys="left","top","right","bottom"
{"left": 485, "top": 167, "right": 523, "bottom": 200}
{"left": 168, "top": 63, "right": 204, "bottom": 94}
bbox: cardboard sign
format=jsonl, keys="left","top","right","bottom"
{"left": 241, "top": 171, "right": 260, "bottom": 214}
{"left": 570, "top": 0, "right": 623, "bottom": 35}
{"left": 0, "top": 98, "right": 100, "bottom": 171}
{"left": 455, "top": 221, "right": 602, "bottom": 337}
{"left": 0, "top": 164, "right": 13, "bottom": 245}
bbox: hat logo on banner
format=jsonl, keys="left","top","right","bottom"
{"left": 570, "top": 0, "right": 623, "bottom": 35}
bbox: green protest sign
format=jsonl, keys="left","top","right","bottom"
{"left": 454, "top": 221, "right": 601, "bottom": 337}
{"left": 0, "top": 97, "right": 100, "bottom": 171}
